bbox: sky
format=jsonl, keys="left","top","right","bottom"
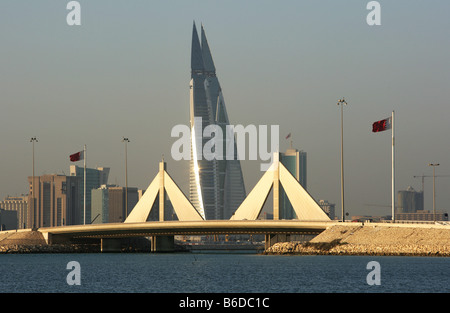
{"left": 1, "top": 1, "right": 449, "bottom": 218}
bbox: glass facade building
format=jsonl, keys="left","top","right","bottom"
{"left": 189, "top": 23, "right": 246, "bottom": 220}
{"left": 279, "top": 148, "right": 307, "bottom": 219}
{"left": 70, "top": 165, "right": 110, "bottom": 224}
{"left": 91, "top": 185, "right": 139, "bottom": 223}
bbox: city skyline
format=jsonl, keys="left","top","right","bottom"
{"left": 1, "top": 1, "right": 449, "bottom": 219}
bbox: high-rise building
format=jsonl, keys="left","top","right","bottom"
{"left": 189, "top": 23, "right": 246, "bottom": 220}
{"left": 397, "top": 186, "right": 424, "bottom": 213}
{"left": 91, "top": 185, "right": 139, "bottom": 223}
{"left": 0, "top": 209, "right": 17, "bottom": 230}
{"left": 91, "top": 186, "right": 109, "bottom": 224}
{"left": 70, "top": 165, "right": 110, "bottom": 223}
{"left": 318, "top": 200, "right": 335, "bottom": 220}
{"left": 27, "top": 174, "right": 81, "bottom": 227}
{"left": 279, "top": 148, "right": 307, "bottom": 219}
{"left": 0, "top": 195, "right": 28, "bottom": 229}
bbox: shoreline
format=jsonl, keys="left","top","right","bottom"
{"left": 262, "top": 241, "right": 450, "bottom": 257}
{"left": 2, "top": 223, "right": 450, "bottom": 256}
{"left": 263, "top": 224, "right": 450, "bottom": 257}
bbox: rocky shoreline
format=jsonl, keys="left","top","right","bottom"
{"left": 0, "top": 230, "right": 99, "bottom": 253}
{"left": 263, "top": 240, "right": 450, "bottom": 256}
{"left": 264, "top": 224, "right": 450, "bottom": 257}
{"left": 0, "top": 244, "right": 100, "bottom": 254}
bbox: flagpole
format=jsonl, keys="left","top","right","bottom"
{"left": 391, "top": 111, "right": 395, "bottom": 222}
{"left": 84, "top": 144, "right": 86, "bottom": 225}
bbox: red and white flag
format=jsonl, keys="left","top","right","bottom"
{"left": 372, "top": 117, "right": 392, "bottom": 133}
{"left": 70, "top": 151, "right": 84, "bottom": 162}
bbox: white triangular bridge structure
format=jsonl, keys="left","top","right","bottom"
{"left": 230, "top": 154, "right": 330, "bottom": 221}
{"left": 125, "top": 162, "right": 204, "bottom": 223}
{"left": 125, "top": 157, "right": 330, "bottom": 223}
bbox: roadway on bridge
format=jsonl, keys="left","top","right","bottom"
{"left": 39, "top": 220, "right": 336, "bottom": 242}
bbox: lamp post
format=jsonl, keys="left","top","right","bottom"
{"left": 122, "top": 137, "right": 130, "bottom": 217}
{"left": 337, "top": 98, "right": 347, "bottom": 222}
{"left": 428, "top": 163, "right": 439, "bottom": 222}
{"left": 30, "top": 137, "right": 38, "bottom": 228}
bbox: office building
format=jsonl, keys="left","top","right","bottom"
{"left": 0, "top": 195, "right": 28, "bottom": 229}
{"left": 189, "top": 22, "right": 246, "bottom": 220}
{"left": 27, "top": 174, "right": 81, "bottom": 227}
{"left": 91, "top": 185, "right": 139, "bottom": 223}
{"left": 279, "top": 148, "right": 307, "bottom": 219}
{"left": 91, "top": 186, "right": 109, "bottom": 224}
{"left": 70, "top": 165, "right": 110, "bottom": 224}
{"left": 397, "top": 186, "right": 424, "bottom": 213}
{"left": 318, "top": 200, "right": 335, "bottom": 220}
{"left": 0, "top": 209, "right": 17, "bottom": 230}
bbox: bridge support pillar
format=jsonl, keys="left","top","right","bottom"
{"left": 101, "top": 238, "right": 122, "bottom": 252}
{"left": 150, "top": 235, "right": 174, "bottom": 252}
{"left": 265, "top": 234, "right": 291, "bottom": 250}
{"left": 42, "top": 232, "right": 52, "bottom": 245}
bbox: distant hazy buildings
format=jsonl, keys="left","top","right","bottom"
{"left": 396, "top": 210, "right": 448, "bottom": 221}
{"left": 9, "top": 164, "right": 142, "bottom": 228}
{"left": 25, "top": 165, "right": 110, "bottom": 228}
{"left": 396, "top": 186, "right": 448, "bottom": 221}
{"left": 189, "top": 23, "right": 246, "bottom": 220}
{"left": 279, "top": 147, "right": 307, "bottom": 219}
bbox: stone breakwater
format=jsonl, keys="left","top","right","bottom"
{"left": 264, "top": 224, "right": 450, "bottom": 257}
{"left": 0, "top": 230, "right": 99, "bottom": 253}
{"left": 0, "top": 244, "right": 99, "bottom": 254}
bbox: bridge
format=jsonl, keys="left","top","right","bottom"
{"left": 40, "top": 220, "right": 334, "bottom": 251}
{"left": 37, "top": 156, "right": 333, "bottom": 252}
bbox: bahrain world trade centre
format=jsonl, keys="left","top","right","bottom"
{"left": 189, "top": 22, "right": 246, "bottom": 220}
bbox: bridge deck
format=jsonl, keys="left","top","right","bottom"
{"left": 39, "top": 220, "right": 335, "bottom": 241}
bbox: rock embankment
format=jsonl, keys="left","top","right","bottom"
{"left": 264, "top": 224, "right": 450, "bottom": 256}
{"left": 0, "top": 230, "right": 99, "bottom": 253}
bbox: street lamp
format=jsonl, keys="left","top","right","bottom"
{"left": 122, "top": 137, "right": 130, "bottom": 217}
{"left": 428, "top": 163, "right": 439, "bottom": 222}
{"left": 30, "top": 137, "right": 38, "bottom": 228}
{"left": 337, "top": 98, "right": 347, "bottom": 222}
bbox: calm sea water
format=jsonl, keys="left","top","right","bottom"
{"left": 0, "top": 253, "right": 449, "bottom": 293}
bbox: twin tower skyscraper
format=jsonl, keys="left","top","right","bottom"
{"left": 189, "top": 22, "right": 246, "bottom": 220}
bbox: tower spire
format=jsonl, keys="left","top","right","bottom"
{"left": 191, "top": 21, "right": 204, "bottom": 75}
{"left": 201, "top": 24, "right": 216, "bottom": 74}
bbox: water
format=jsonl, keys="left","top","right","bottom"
{"left": 0, "top": 253, "right": 449, "bottom": 293}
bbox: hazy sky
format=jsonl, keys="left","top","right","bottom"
{"left": 1, "top": 1, "right": 449, "bottom": 218}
